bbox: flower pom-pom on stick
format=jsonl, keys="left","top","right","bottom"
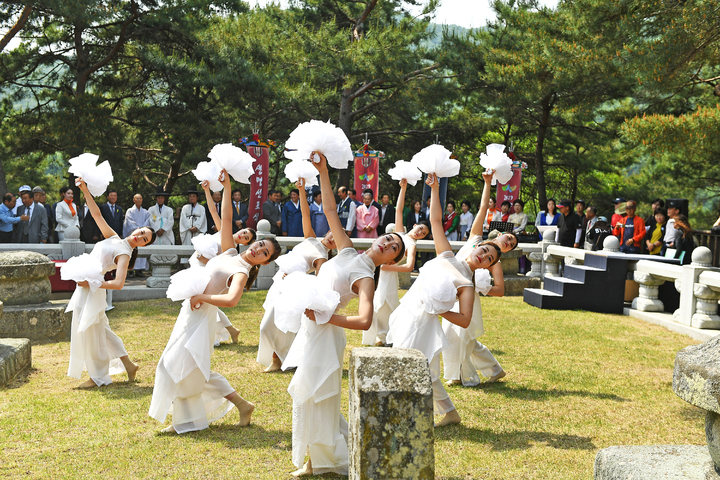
{"left": 388, "top": 160, "right": 422, "bottom": 186}
{"left": 479, "top": 144, "right": 513, "bottom": 185}
{"left": 207, "top": 143, "right": 255, "bottom": 184}
{"left": 284, "top": 120, "right": 353, "bottom": 169}
{"left": 410, "top": 144, "right": 460, "bottom": 178}
{"left": 192, "top": 161, "right": 223, "bottom": 192}
{"left": 68, "top": 153, "right": 114, "bottom": 197}
{"left": 284, "top": 160, "right": 319, "bottom": 188}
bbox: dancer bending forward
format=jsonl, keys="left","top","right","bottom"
{"left": 363, "top": 178, "right": 429, "bottom": 346}
{"left": 258, "top": 179, "right": 335, "bottom": 372}
{"left": 387, "top": 173, "right": 501, "bottom": 427}
{"left": 65, "top": 179, "right": 156, "bottom": 388}
{"left": 284, "top": 153, "right": 405, "bottom": 477}
{"left": 443, "top": 170, "right": 513, "bottom": 387}
{"left": 149, "top": 171, "right": 281, "bottom": 434}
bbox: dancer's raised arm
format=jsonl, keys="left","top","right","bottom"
{"left": 427, "top": 173, "right": 452, "bottom": 255}
{"left": 469, "top": 169, "right": 494, "bottom": 238}
{"left": 297, "top": 179, "right": 316, "bottom": 239}
{"left": 202, "top": 181, "right": 222, "bottom": 233}
{"left": 395, "top": 179, "right": 407, "bottom": 233}
{"left": 77, "top": 179, "right": 117, "bottom": 240}
{"left": 382, "top": 179, "right": 415, "bottom": 273}
{"left": 218, "top": 170, "right": 235, "bottom": 252}
{"left": 312, "top": 152, "right": 352, "bottom": 251}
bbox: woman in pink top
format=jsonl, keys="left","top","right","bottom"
{"left": 355, "top": 192, "right": 379, "bottom": 238}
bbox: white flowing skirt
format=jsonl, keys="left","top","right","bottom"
{"left": 284, "top": 318, "right": 348, "bottom": 473}
{"left": 149, "top": 301, "right": 234, "bottom": 433}
{"left": 363, "top": 269, "right": 399, "bottom": 345}
{"left": 67, "top": 286, "right": 127, "bottom": 386}
{"left": 256, "top": 278, "right": 298, "bottom": 367}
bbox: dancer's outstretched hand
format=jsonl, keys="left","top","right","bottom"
{"left": 482, "top": 169, "right": 495, "bottom": 184}
{"left": 218, "top": 168, "right": 230, "bottom": 188}
{"left": 399, "top": 178, "right": 407, "bottom": 188}
{"left": 76, "top": 178, "right": 88, "bottom": 193}
{"left": 425, "top": 173, "right": 438, "bottom": 188}
{"left": 190, "top": 295, "right": 204, "bottom": 311}
{"left": 295, "top": 178, "right": 305, "bottom": 189}
{"left": 304, "top": 309, "right": 316, "bottom": 322}
{"left": 201, "top": 180, "right": 211, "bottom": 192}
{"left": 311, "top": 151, "right": 328, "bottom": 173}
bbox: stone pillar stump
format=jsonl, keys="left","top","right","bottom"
{"left": 349, "top": 347, "right": 434, "bottom": 480}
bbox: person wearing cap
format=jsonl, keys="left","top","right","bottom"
{"left": 662, "top": 200, "right": 682, "bottom": 255}
{"left": 587, "top": 216, "right": 612, "bottom": 251}
{"left": 0, "top": 193, "right": 28, "bottom": 243}
{"left": 12, "top": 189, "right": 48, "bottom": 243}
{"left": 610, "top": 197, "right": 626, "bottom": 229}
{"left": 613, "top": 200, "right": 645, "bottom": 254}
{"left": 33, "top": 187, "right": 55, "bottom": 242}
{"left": 584, "top": 206, "right": 598, "bottom": 250}
{"left": 99, "top": 190, "right": 124, "bottom": 238}
{"left": 556, "top": 199, "right": 583, "bottom": 248}
{"left": 148, "top": 186, "right": 175, "bottom": 249}
{"left": 55, "top": 186, "right": 80, "bottom": 241}
{"left": 179, "top": 188, "right": 207, "bottom": 247}
{"left": 12, "top": 185, "right": 31, "bottom": 215}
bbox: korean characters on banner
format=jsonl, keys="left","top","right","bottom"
{"left": 245, "top": 145, "right": 269, "bottom": 229}
{"left": 496, "top": 152, "right": 527, "bottom": 205}
{"left": 353, "top": 144, "right": 384, "bottom": 202}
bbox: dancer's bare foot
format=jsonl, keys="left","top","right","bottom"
{"left": 237, "top": 399, "right": 255, "bottom": 427}
{"left": 435, "top": 409, "right": 461, "bottom": 427}
{"left": 78, "top": 378, "right": 97, "bottom": 389}
{"left": 486, "top": 370, "right": 506, "bottom": 383}
{"left": 161, "top": 425, "right": 176, "bottom": 434}
{"left": 126, "top": 363, "right": 139, "bottom": 382}
{"left": 227, "top": 325, "right": 240, "bottom": 344}
{"left": 374, "top": 340, "right": 385, "bottom": 347}
{"left": 291, "top": 459, "right": 313, "bottom": 477}
{"left": 264, "top": 355, "right": 283, "bottom": 373}
{"left": 445, "top": 379, "right": 462, "bottom": 386}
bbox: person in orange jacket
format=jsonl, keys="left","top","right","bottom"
{"left": 614, "top": 200, "right": 645, "bottom": 254}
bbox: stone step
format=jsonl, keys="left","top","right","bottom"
{"left": 0, "top": 338, "right": 31, "bottom": 387}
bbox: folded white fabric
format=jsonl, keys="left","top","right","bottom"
{"left": 284, "top": 160, "right": 319, "bottom": 188}
{"left": 479, "top": 144, "right": 513, "bottom": 185}
{"left": 275, "top": 251, "right": 310, "bottom": 275}
{"left": 284, "top": 120, "right": 353, "bottom": 169}
{"left": 69, "top": 153, "right": 114, "bottom": 197}
{"left": 166, "top": 268, "right": 212, "bottom": 302}
{"left": 411, "top": 144, "right": 460, "bottom": 178}
{"left": 192, "top": 161, "right": 223, "bottom": 192}
{"left": 60, "top": 254, "right": 105, "bottom": 293}
{"left": 274, "top": 272, "right": 340, "bottom": 331}
{"left": 418, "top": 261, "right": 458, "bottom": 314}
{"left": 191, "top": 233, "right": 220, "bottom": 260}
{"left": 207, "top": 143, "right": 255, "bottom": 184}
{"left": 474, "top": 268, "right": 493, "bottom": 295}
{"left": 388, "top": 160, "right": 423, "bottom": 185}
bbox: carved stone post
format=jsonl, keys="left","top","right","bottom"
{"left": 147, "top": 254, "right": 179, "bottom": 288}
{"left": 631, "top": 271, "right": 665, "bottom": 312}
{"left": 543, "top": 253, "right": 561, "bottom": 278}
{"left": 674, "top": 247, "right": 718, "bottom": 328}
{"left": 527, "top": 251, "right": 543, "bottom": 278}
{"left": 692, "top": 284, "right": 720, "bottom": 329}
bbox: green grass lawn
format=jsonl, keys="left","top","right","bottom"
{"left": 0, "top": 293, "right": 706, "bottom": 479}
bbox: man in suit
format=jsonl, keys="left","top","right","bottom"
{"left": 262, "top": 189, "right": 283, "bottom": 235}
{"left": 33, "top": 187, "right": 54, "bottom": 243}
{"left": 205, "top": 190, "right": 222, "bottom": 233}
{"left": 78, "top": 197, "right": 102, "bottom": 244}
{"left": 337, "top": 186, "right": 356, "bottom": 237}
{"left": 281, "top": 188, "right": 303, "bottom": 237}
{"left": 99, "top": 189, "right": 124, "bottom": 237}
{"left": 231, "top": 189, "right": 249, "bottom": 233}
{"left": 13, "top": 191, "right": 49, "bottom": 243}
{"left": 377, "top": 193, "right": 395, "bottom": 235}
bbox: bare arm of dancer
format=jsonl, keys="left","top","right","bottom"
{"left": 381, "top": 178, "right": 415, "bottom": 272}
{"left": 313, "top": 257, "right": 327, "bottom": 275}
{"left": 297, "top": 179, "right": 316, "bottom": 239}
{"left": 202, "top": 181, "right": 222, "bottom": 233}
{"left": 313, "top": 152, "right": 353, "bottom": 251}
{"left": 438, "top": 286, "right": 474, "bottom": 328}
{"left": 305, "top": 277, "right": 374, "bottom": 330}
{"left": 218, "top": 170, "right": 235, "bottom": 252}
{"left": 427, "top": 173, "right": 452, "bottom": 255}
{"left": 469, "top": 169, "right": 494, "bottom": 238}
{"left": 381, "top": 243, "right": 416, "bottom": 272}
{"left": 190, "top": 271, "right": 247, "bottom": 309}
{"left": 486, "top": 261, "right": 505, "bottom": 297}
{"left": 77, "top": 179, "right": 116, "bottom": 239}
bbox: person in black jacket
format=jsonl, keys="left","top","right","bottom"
{"left": 672, "top": 215, "right": 695, "bottom": 265}
{"left": 79, "top": 199, "right": 102, "bottom": 243}
{"left": 99, "top": 190, "right": 124, "bottom": 238}
{"left": 377, "top": 193, "right": 395, "bottom": 235}
{"left": 644, "top": 208, "right": 667, "bottom": 255}
{"left": 556, "top": 199, "right": 582, "bottom": 248}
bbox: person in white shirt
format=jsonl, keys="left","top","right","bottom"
{"left": 458, "top": 200, "right": 474, "bottom": 241}
{"left": 148, "top": 187, "right": 175, "bottom": 263}
{"left": 123, "top": 194, "right": 152, "bottom": 273}
{"left": 55, "top": 186, "right": 80, "bottom": 240}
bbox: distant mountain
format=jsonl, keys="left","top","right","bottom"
{"left": 425, "top": 22, "right": 472, "bottom": 48}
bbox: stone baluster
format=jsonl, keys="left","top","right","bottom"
{"left": 527, "top": 251, "right": 543, "bottom": 278}
{"left": 603, "top": 235, "right": 620, "bottom": 253}
{"left": 631, "top": 271, "right": 665, "bottom": 312}
{"left": 692, "top": 284, "right": 720, "bottom": 329}
{"left": 539, "top": 230, "right": 559, "bottom": 278}
{"left": 59, "top": 225, "right": 85, "bottom": 260}
{"left": 673, "top": 247, "right": 718, "bottom": 328}
{"left": 147, "top": 254, "right": 179, "bottom": 288}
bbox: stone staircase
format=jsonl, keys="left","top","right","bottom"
{"left": 523, "top": 252, "right": 629, "bottom": 314}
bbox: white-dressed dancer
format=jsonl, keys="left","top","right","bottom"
{"left": 258, "top": 178, "right": 335, "bottom": 372}
{"left": 284, "top": 152, "right": 406, "bottom": 477}
{"left": 387, "top": 172, "right": 502, "bottom": 427}
{"left": 149, "top": 170, "right": 281, "bottom": 434}
{"left": 64, "top": 179, "right": 155, "bottom": 389}
{"left": 363, "top": 178, "right": 430, "bottom": 346}
{"left": 442, "top": 171, "right": 512, "bottom": 387}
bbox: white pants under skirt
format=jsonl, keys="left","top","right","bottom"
{"left": 430, "top": 355, "right": 456, "bottom": 415}
{"left": 362, "top": 302, "right": 392, "bottom": 345}
{"left": 170, "top": 368, "right": 235, "bottom": 433}
{"left": 214, "top": 309, "right": 231, "bottom": 346}
{"left": 257, "top": 306, "right": 297, "bottom": 367}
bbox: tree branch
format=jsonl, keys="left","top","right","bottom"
{"left": 0, "top": 1, "right": 34, "bottom": 52}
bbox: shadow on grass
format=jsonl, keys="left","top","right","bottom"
{"left": 180, "top": 422, "right": 292, "bottom": 450}
{"left": 436, "top": 424, "right": 596, "bottom": 451}
{"left": 216, "top": 343, "right": 258, "bottom": 355}
{"left": 94, "top": 383, "right": 154, "bottom": 398}
{"left": 474, "top": 383, "right": 629, "bottom": 402}
{"left": 1, "top": 367, "right": 37, "bottom": 389}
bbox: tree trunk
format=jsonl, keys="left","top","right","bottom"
{"left": 534, "top": 94, "right": 553, "bottom": 208}
{"left": 335, "top": 87, "right": 354, "bottom": 192}
{"left": 0, "top": 159, "right": 10, "bottom": 198}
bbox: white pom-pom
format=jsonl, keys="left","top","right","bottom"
{"left": 207, "top": 143, "right": 255, "bottom": 184}
{"left": 166, "top": 268, "right": 212, "bottom": 302}
{"left": 474, "top": 268, "right": 493, "bottom": 295}
{"left": 275, "top": 250, "right": 311, "bottom": 274}
{"left": 191, "top": 233, "right": 220, "bottom": 260}
{"left": 275, "top": 272, "right": 341, "bottom": 330}
{"left": 388, "top": 160, "right": 423, "bottom": 186}
{"left": 192, "top": 161, "right": 223, "bottom": 192}
{"left": 410, "top": 144, "right": 460, "bottom": 178}
{"left": 284, "top": 120, "right": 353, "bottom": 169}
{"left": 284, "top": 160, "right": 319, "bottom": 188}
{"left": 60, "top": 254, "right": 104, "bottom": 292}
{"left": 68, "top": 153, "right": 114, "bottom": 197}
{"left": 418, "top": 262, "right": 458, "bottom": 314}
{"left": 479, "top": 144, "right": 513, "bottom": 185}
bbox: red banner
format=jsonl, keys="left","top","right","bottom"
{"left": 496, "top": 167, "right": 522, "bottom": 205}
{"left": 245, "top": 145, "right": 269, "bottom": 229}
{"left": 353, "top": 156, "right": 380, "bottom": 202}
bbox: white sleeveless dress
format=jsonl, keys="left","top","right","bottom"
{"left": 282, "top": 247, "right": 375, "bottom": 475}
{"left": 442, "top": 235, "right": 503, "bottom": 385}
{"left": 363, "top": 233, "right": 415, "bottom": 345}
{"left": 65, "top": 235, "right": 132, "bottom": 386}
{"left": 149, "top": 250, "right": 250, "bottom": 433}
{"left": 256, "top": 237, "right": 329, "bottom": 368}
{"left": 386, "top": 250, "right": 473, "bottom": 414}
